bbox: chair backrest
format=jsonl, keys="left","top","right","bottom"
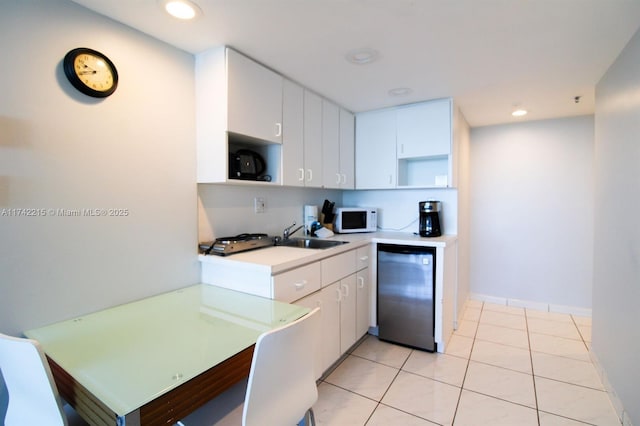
{"left": 242, "top": 308, "right": 320, "bottom": 426}
{"left": 0, "top": 333, "right": 68, "bottom": 426}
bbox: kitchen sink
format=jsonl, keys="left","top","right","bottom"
{"left": 276, "top": 237, "right": 349, "bottom": 249}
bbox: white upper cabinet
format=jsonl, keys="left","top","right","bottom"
{"left": 322, "top": 100, "right": 340, "bottom": 188}
{"left": 397, "top": 98, "right": 451, "bottom": 159}
{"left": 196, "top": 47, "right": 283, "bottom": 183}
{"left": 339, "top": 109, "right": 355, "bottom": 189}
{"left": 355, "top": 108, "right": 397, "bottom": 189}
{"left": 322, "top": 101, "right": 355, "bottom": 189}
{"left": 355, "top": 98, "right": 461, "bottom": 189}
{"left": 282, "top": 80, "right": 305, "bottom": 186}
{"left": 226, "top": 48, "right": 283, "bottom": 144}
{"left": 195, "top": 45, "right": 370, "bottom": 187}
{"left": 303, "top": 90, "right": 323, "bottom": 188}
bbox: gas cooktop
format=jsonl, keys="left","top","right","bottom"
{"left": 201, "top": 233, "right": 275, "bottom": 256}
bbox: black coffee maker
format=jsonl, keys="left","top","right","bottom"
{"left": 419, "top": 201, "right": 442, "bottom": 237}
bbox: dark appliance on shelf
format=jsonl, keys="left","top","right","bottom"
{"left": 377, "top": 243, "right": 436, "bottom": 351}
{"left": 200, "top": 233, "right": 274, "bottom": 256}
{"left": 419, "top": 201, "right": 442, "bottom": 237}
{"left": 228, "top": 149, "right": 270, "bottom": 181}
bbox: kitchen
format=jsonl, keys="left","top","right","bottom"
{"left": 1, "top": 0, "right": 639, "bottom": 425}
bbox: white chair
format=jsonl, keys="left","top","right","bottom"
{"left": 242, "top": 307, "right": 320, "bottom": 426}
{"left": 0, "top": 333, "right": 70, "bottom": 426}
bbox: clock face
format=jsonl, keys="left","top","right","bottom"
{"left": 63, "top": 48, "right": 118, "bottom": 98}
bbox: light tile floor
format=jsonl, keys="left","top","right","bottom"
{"left": 313, "top": 300, "right": 621, "bottom": 426}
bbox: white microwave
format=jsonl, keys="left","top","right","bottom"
{"left": 334, "top": 207, "right": 377, "bottom": 233}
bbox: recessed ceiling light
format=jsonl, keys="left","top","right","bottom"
{"left": 388, "top": 87, "right": 413, "bottom": 97}
{"left": 512, "top": 109, "right": 528, "bottom": 117}
{"left": 161, "top": 0, "right": 202, "bottom": 20}
{"left": 345, "top": 48, "right": 379, "bottom": 65}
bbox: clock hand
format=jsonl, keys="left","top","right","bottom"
{"left": 78, "top": 70, "right": 97, "bottom": 75}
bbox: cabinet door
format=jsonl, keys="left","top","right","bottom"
{"left": 303, "top": 90, "right": 323, "bottom": 187}
{"left": 282, "top": 79, "right": 305, "bottom": 186}
{"left": 322, "top": 100, "right": 341, "bottom": 189}
{"left": 340, "top": 274, "right": 357, "bottom": 353}
{"left": 397, "top": 99, "right": 451, "bottom": 159}
{"left": 226, "top": 48, "right": 283, "bottom": 144}
{"left": 355, "top": 109, "right": 397, "bottom": 189}
{"left": 339, "top": 109, "right": 355, "bottom": 189}
{"left": 294, "top": 291, "right": 323, "bottom": 380}
{"left": 320, "top": 282, "right": 341, "bottom": 373}
{"left": 356, "top": 267, "right": 370, "bottom": 338}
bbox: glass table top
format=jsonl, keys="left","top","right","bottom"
{"left": 25, "top": 284, "right": 309, "bottom": 417}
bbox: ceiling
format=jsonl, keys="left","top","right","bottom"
{"left": 71, "top": 0, "right": 640, "bottom": 127}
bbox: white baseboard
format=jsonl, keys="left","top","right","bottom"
{"left": 469, "top": 293, "right": 592, "bottom": 317}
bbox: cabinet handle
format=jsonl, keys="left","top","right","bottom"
{"left": 359, "top": 256, "right": 369, "bottom": 261}
{"left": 275, "top": 122, "right": 282, "bottom": 137}
{"left": 388, "top": 175, "right": 392, "bottom": 184}
{"left": 336, "top": 287, "right": 342, "bottom": 302}
{"left": 341, "top": 283, "right": 349, "bottom": 298}
{"left": 306, "top": 169, "right": 313, "bottom": 182}
{"left": 341, "top": 174, "right": 347, "bottom": 184}
{"left": 400, "top": 143, "right": 404, "bottom": 154}
{"left": 298, "top": 168, "right": 304, "bottom": 181}
{"left": 294, "top": 280, "right": 307, "bottom": 290}
{"left": 336, "top": 173, "right": 341, "bottom": 184}
{"left": 358, "top": 276, "right": 364, "bottom": 288}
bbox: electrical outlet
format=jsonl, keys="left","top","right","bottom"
{"left": 254, "top": 197, "right": 265, "bottom": 213}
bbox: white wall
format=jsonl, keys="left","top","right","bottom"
{"left": 198, "top": 184, "right": 343, "bottom": 241}
{"left": 469, "top": 116, "right": 594, "bottom": 309}
{"left": 592, "top": 26, "right": 640, "bottom": 425}
{"left": 343, "top": 188, "right": 458, "bottom": 235}
{"left": 0, "top": 0, "right": 199, "bottom": 336}
{"left": 455, "top": 108, "right": 472, "bottom": 318}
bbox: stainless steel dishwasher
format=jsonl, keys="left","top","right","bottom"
{"left": 377, "top": 243, "right": 436, "bottom": 351}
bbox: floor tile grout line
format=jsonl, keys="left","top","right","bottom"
{"left": 451, "top": 300, "right": 483, "bottom": 426}
{"left": 361, "top": 349, "right": 416, "bottom": 426}
{"left": 461, "top": 388, "right": 539, "bottom": 412}
{"left": 529, "top": 346, "right": 592, "bottom": 363}
{"left": 533, "top": 375, "right": 609, "bottom": 393}
{"left": 524, "top": 306, "right": 541, "bottom": 426}
{"left": 398, "top": 367, "right": 465, "bottom": 389}
{"left": 348, "top": 351, "right": 409, "bottom": 370}
{"left": 570, "top": 313, "right": 592, "bottom": 352}
{"left": 374, "top": 401, "right": 447, "bottom": 426}
{"left": 318, "top": 380, "right": 383, "bottom": 405}
{"left": 537, "top": 408, "right": 602, "bottom": 426}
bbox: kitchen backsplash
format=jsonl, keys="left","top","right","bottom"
{"left": 198, "top": 184, "right": 457, "bottom": 242}
{"left": 343, "top": 188, "right": 458, "bottom": 235}
{"left": 197, "top": 184, "right": 343, "bottom": 241}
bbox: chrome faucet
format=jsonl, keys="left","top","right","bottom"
{"left": 282, "top": 221, "right": 303, "bottom": 240}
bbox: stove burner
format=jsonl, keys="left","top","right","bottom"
{"left": 216, "top": 233, "right": 268, "bottom": 244}
{"left": 203, "top": 233, "right": 274, "bottom": 256}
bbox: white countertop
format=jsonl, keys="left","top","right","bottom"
{"left": 199, "top": 231, "right": 457, "bottom": 274}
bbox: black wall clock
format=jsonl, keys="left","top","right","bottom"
{"left": 63, "top": 47, "right": 118, "bottom": 98}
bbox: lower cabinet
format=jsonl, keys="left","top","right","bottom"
{"left": 339, "top": 273, "right": 357, "bottom": 354}
{"left": 201, "top": 244, "right": 373, "bottom": 379}
{"left": 289, "top": 246, "right": 371, "bottom": 378}
{"left": 293, "top": 290, "right": 326, "bottom": 380}
{"left": 356, "top": 266, "right": 370, "bottom": 338}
